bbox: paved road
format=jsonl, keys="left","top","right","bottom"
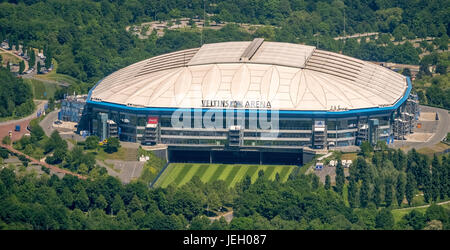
{"left": 0, "top": 100, "right": 47, "bottom": 142}
{"left": 390, "top": 105, "right": 449, "bottom": 151}
{"left": 96, "top": 159, "right": 144, "bottom": 184}
{"left": 39, "top": 109, "right": 60, "bottom": 137}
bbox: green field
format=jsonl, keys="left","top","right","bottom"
{"left": 391, "top": 202, "right": 450, "bottom": 223}
{"left": 24, "top": 78, "right": 61, "bottom": 100}
{"left": 34, "top": 59, "right": 86, "bottom": 86}
{"left": 153, "top": 163, "right": 297, "bottom": 188}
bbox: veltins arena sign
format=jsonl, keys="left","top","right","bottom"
{"left": 201, "top": 100, "right": 272, "bottom": 109}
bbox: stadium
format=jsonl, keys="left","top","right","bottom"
{"left": 84, "top": 38, "right": 419, "bottom": 165}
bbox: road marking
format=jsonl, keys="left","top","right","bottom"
{"left": 131, "top": 162, "right": 138, "bottom": 179}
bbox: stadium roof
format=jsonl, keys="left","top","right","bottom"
{"left": 89, "top": 39, "right": 408, "bottom": 111}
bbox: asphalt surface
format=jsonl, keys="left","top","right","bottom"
{"left": 390, "top": 105, "right": 449, "bottom": 150}
{"left": 40, "top": 108, "right": 59, "bottom": 137}
{"left": 96, "top": 159, "right": 144, "bottom": 184}
{"left": 0, "top": 100, "right": 47, "bottom": 142}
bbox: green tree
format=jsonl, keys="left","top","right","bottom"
{"left": 85, "top": 136, "right": 99, "bottom": 150}
{"left": 360, "top": 180, "right": 370, "bottom": 208}
{"left": 425, "top": 204, "right": 448, "bottom": 224}
{"left": 111, "top": 194, "right": 124, "bottom": 215}
{"left": 190, "top": 215, "right": 211, "bottom": 230}
{"left": 325, "top": 175, "right": 331, "bottom": 190}
{"left": 74, "top": 188, "right": 90, "bottom": 212}
{"left": 105, "top": 137, "right": 120, "bottom": 153}
{"left": 29, "top": 49, "right": 35, "bottom": 67}
{"left": 403, "top": 210, "right": 426, "bottom": 230}
{"left": 348, "top": 179, "right": 359, "bottom": 208}
{"left": 94, "top": 194, "right": 108, "bottom": 211}
{"left": 2, "top": 135, "right": 11, "bottom": 145}
{"left": 360, "top": 141, "right": 373, "bottom": 158}
{"left": 431, "top": 155, "right": 441, "bottom": 202}
{"left": 375, "top": 208, "right": 394, "bottom": 230}
{"left": 128, "top": 195, "right": 143, "bottom": 213}
{"left": 405, "top": 172, "right": 416, "bottom": 206}
{"left": 335, "top": 160, "right": 345, "bottom": 194}
{"left": 373, "top": 178, "right": 383, "bottom": 208}
{"left": 396, "top": 172, "right": 406, "bottom": 207}
{"left": 384, "top": 178, "right": 394, "bottom": 207}
{"left": 18, "top": 60, "right": 25, "bottom": 74}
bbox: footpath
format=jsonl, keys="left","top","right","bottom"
{"left": 0, "top": 143, "right": 86, "bottom": 179}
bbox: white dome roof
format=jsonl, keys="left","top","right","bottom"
{"left": 90, "top": 39, "right": 408, "bottom": 111}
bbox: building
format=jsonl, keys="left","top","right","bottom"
{"left": 60, "top": 95, "right": 87, "bottom": 123}
{"left": 83, "top": 39, "right": 418, "bottom": 165}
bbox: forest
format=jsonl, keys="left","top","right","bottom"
{"left": 0, "top": 140, "right": 449, "bottom": 230}
{"left": 0, "top": 68, "right": 34, "bottom": 118}
{"left": 0, "top": 0, "right": 448, "bottom": 88}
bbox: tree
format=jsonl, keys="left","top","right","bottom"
{"left": 384, "top": 178, "right": 394, "bottom": 207}
{"left": 37, "top": 62, "right": 41, "bottom": 74}
{"left": 242, "top": 175, "right": 251, "bottom": 192}
{"left": 59, "top": 187, "right": 73, "bottom": 208}
{"left": 45, "top": 130, "right": 67, "bottom": 154}
{"left": 30, "top": 121, "right": 45, "bottom": 143}
{"left": 348, "top": 179, "right": 359, "bottom": 208}
{"left": 360, "top": 180, "right": 370, "bottom": 208}
{"left": 18, "top": 60, "right": 25, "bottom": 74}
{"left": 402, "top": 68, "right": 411, "bottom": 77}
{"left": 403, "top": 210, "right": 426, "bottom": 230}
{"left": 190, "top": 215, "right": 211, "bottom": 230}
{"left": 405, "top": 172, "right": 416, "bottom": 206}
{"left": 128, "top": 195, "right": 143, "bottom": 213}
{"left": 29, "top": 49, "right": 35, "bottom": 67}
{"left": 396, "top": 173, "right": 406, "bottom": 207}
{"left": 85, "top": 136, "right": 99, "bottom": 150}
{"left": 311, "top": 175, "right": 319, "bottom": 190}
{"left": 105, "top": 137, "right": 120, "bottom": 153}
{"left": 373, "top": 178, "right": 383, "bottom": 208}
{"left": 74, "top": 188, "right": 90, "bottom": 212}
{"left": 431, "top": 155, "right": 441, "bottom": 202}
{"left": 335, "top": 160, "right": 345, "bottom": 194}
{"left": 2, "top": 135, "right": 11, "bottom": 145}
{"left": 325, "top": 175, "right": 331, "bottom": 190}
{"left": 111, "top": 194, "right": 124, "bottom": 215}
{"left": 375, "top": 208, "right": 394, "bottom": 230}
{"left": 360, "top": 141, "right": 373, "bottom": 158}
{"left": 423, "top": 169, "right": 432, "bottom": 204}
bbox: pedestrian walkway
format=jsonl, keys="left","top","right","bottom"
{"left": 0, "top": 143, "right": 86, "bottom": 179}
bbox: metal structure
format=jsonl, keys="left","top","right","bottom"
{"left": 81, "top": 39, "right": 418, "bottom": 164}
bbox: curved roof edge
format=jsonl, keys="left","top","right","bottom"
{"left": 87, "top": 77, "right": 412, "bottom": 118}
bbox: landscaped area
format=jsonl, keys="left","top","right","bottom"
{"left": 153, "top": 163, "right": 297, "bottom": 188}
{"left": 24, "top": 78, "right": 61, "bottom": 100}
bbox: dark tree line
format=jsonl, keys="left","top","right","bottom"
{"left": 0, "top": 68, "right": 34, "bottom": 118}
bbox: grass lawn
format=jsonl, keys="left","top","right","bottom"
{"left": 92, "top": 147, "right": 138, "bottom": 162}
{"left": 35, "top": 59, "right": 86, "bottom": 86}
{"left": 391, "top": 201, "right": 450, "bottom": 223}
{"left": 0, "top": 52, "right": 22, "bottom": 65}
{"left": 153, "top": 163, "right": 297, "bottom": 188}
{"left": 24, "top": 78, "right": 61, "bottom": 100}
{"left": 417, "top": 142, "right": 450, "bottom": 156}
